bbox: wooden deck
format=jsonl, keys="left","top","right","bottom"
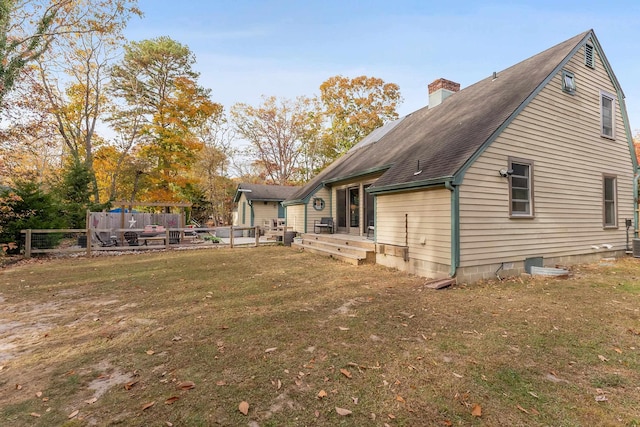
{"left": 292, "top": 233, "right": 375, "bottom": 265}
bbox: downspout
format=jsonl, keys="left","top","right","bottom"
{"left": 304, "top": 201, "right": 308, "bottom": 234}
{"left": 249, "top": 201, "right": 254, "bottom": 227}
{"left": 445, "top": 181, "right": 460, "bottom": 278}
{"left": 635, "top": 173, "right": 639, "bottom": 239}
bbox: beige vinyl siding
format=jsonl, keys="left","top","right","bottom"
{"left": 376, "top": 188, "right": 451, "bottom": 266}
{"left": 306, "top": 187, "right": 331, "bottom": 232}
{"left": 234, "top": 194, "right": 249, "bottom": 226}
{"left": 459, "top": 44, "right": 634, "bottom": 267}
{"left": 251, "top": 202, "right": 282, "bottom": 229}
{"left": 286, "top": 204, "right": 305, "bottom": 233}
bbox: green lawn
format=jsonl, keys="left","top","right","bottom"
{"left": 0, "top": 247, "right": 639, "bottom": 426}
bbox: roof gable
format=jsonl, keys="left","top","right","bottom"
{"left": 234, "top": 183, "right": 300, "bottom": 203}
{"left": 288, "top": 30, "right": 607, "bottom": 200}
{"left": 371, "top": 30, "right": 591, "bottom": 191}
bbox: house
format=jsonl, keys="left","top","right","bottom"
{"left": 284, "top": 30, "right": 637, "bottom": 283}
{"left": 233, "top": 183, "right": 300, "bottom": 232}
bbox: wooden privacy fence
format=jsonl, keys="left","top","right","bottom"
{"left": 89, "top": 212, "right": 182, "bottom": 230}
{"left": 20, "top": 226, "right": 272, "bottom": 258}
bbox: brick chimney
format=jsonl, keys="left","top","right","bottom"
{"left": 428, "top": 78, "right": 460, "bottom": 108}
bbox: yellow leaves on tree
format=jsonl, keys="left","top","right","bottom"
{"left": 319, "top": 75, "right": 402, "bottom": 159}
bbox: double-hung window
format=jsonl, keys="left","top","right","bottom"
{"left": 603, "top": 175, "right": 617, "bottom": 228}
{"left": 509, "top": 158, "right": 534, "bottom": 218}
{"left": 600, "top": 91, "right": 615, "bottom": 139}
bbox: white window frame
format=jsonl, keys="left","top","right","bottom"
{"left": 603, "top": 175, "right": 617, "bottom": 228}
{"left": 600, "top": 91, "right": 616, "bottom": 140}
{"left": 508, "top": 157, "right": 534, "bottom": 218}
{"left": 561, "top": 70, "right": 576, "bottom": 94}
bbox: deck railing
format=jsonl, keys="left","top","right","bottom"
{"left": 20, "top": 226, "right": 271, "bottom": 258}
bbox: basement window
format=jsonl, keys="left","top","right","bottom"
{"left": 561, "top": 70, "right": 576, "bottom": 94}
{"left": 585, "top": 43, "right": 595, "bottom": 69}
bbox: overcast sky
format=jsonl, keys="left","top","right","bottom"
{"left": 124, "top": 0, "right": 640, "bottom": 133}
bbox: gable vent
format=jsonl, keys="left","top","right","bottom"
{"left": 585, "top": 44, "right": 595, "bottom": 69}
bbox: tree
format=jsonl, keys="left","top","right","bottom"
{"left": 0, "top": 180, "right": 67, "bottom": 243}
{"left": 320, "top": 75, "right": 402, "bottom": 159}
{"left": 109, "top": 37, "right": 220, "bottom": 202}
{"left": 232, "top": 95, "right": 322, "bottom": 185}
{"left": 29, "top": 0, "right": 141, "bottom": 203}
{"left": 0, "top": 0, "right": 141, "bottom": 106}
{"left": 191, "top": 111, "right": 236, "bottom": 225}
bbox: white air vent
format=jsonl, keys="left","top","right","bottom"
{"left": 632, "top": 238, "right": 640, "bottom": 257}
{"left": 585, "top": 44, "right": 595, "bottom": 69}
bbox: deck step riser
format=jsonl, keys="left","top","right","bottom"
{"left": 292, "top": 242, "right": 363, "bottom": 265}
{"left": 300, "top": 233, "right": 375, "bottom": 250}
{"left": 300, "top": 240, "right": 370, "bottom": 258}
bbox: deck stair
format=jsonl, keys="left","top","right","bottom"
{"left": 292, "top": 233, "right": 375, "bottom": 265}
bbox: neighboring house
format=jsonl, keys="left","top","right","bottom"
{"left": 284, "top": 29, "right": 637, "bottom": 283}
{"left": 233, "top": 183, "right": 300, "bottom": 230}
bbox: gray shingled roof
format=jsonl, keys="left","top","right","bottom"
{"left": 287, "top": 30, "right": 593, "bottom": 202}
{"left": 235, "top": 183, "right": 300, "bottom": 203}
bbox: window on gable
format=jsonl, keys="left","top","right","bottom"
{"left": 603, "top": 175, "right": 617, "bottom": 228}
{"left": 585, "top": 43, "right": 595, "bottom": 69}
{"left": 600, "top": 91, "right": 615, "bottom": 139}
{"left": 509, "top": 158, "right": 534, "bottom": 218}
{"left": 562, "top": 70, "right": 576, "bottom": 94}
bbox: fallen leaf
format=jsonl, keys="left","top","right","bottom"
{"left": 452, "top": 372, "right": 463, "bottom": 378}
{"left": 84, "top": 397, "right": 98, "bottom": 404}
{"left": 595, "top": 395, "right": 608, "bottom": 402}
{"left": 340, "top": 368, "right": 352, "bottom": 379}
{"left": 598, "top": 354, "right": 608, "bottom": 362}
{"left": 517, "top": 404, "right": 529, "bottom": 414}
{"left": 396, "top": 395, "right": 406, "bottom": 404}
{"left": 338, "top": 327, "right": 350, "bottom": 331}
{"left": 530, "top": 407, "right": 540, "bottom": 415}
{"left": 265, "top": 347, "right": 277, "bottom": 353}
{"left": 239, "top": 401, "right": 249, "bottom": 415}
{"left": 164, "top": 396, "right": 180, "bottom": 405}
{"left": 15, "top": 384, "right": 22, "bottom": 390}
{"left": 142, "top": 401, "right": 155, "bottom": 411}
{"left": 146, "top": 350, "right": 155, "bottom": 355}
{"left": 528, "top": 391, "right": 539, "bottom": 399}
{"left": 315, "top": 410, "right": 320, "bottom": 417}
{"left": 352, "top": 396, "right": 359, "bottom": 404}
{"left": 124, "top": 380, "right": 139, "bottom": 390}
{"left": 441, "top": 420, "right": 453, "bottom": 427}
{"left": 30, "top": 413, "right": 41, "bottom": 418}
{"left": 276, "top": 379, "right": 282, "bottom": 389}
{"left": 317, "top": 390, "right": 328, "bottom": 398}
{"left": 471, "top": 404, "right": 482, "bottom": 417}
{"left": 177, "top": 381, "right": 195, "bottom": 390}
{"left": 216, "top": 380, "right": 226, "bottom": 386}
{"left": 165, "top": 422, "right": 173, "bottom": 427}
{"left": 388, "top": 413, "right": 396, "bottom": 419}
{"left": 68, "top": 409, "right": 79, "bottom": 419}
{"left": 35, "top": 391, "right": 42, "bottom": 398}
{"left": 335, "top": 407, "right": 352, "bottom": 416}
{"left": 614, "top": 347, "right": 622, "bottom": 354}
